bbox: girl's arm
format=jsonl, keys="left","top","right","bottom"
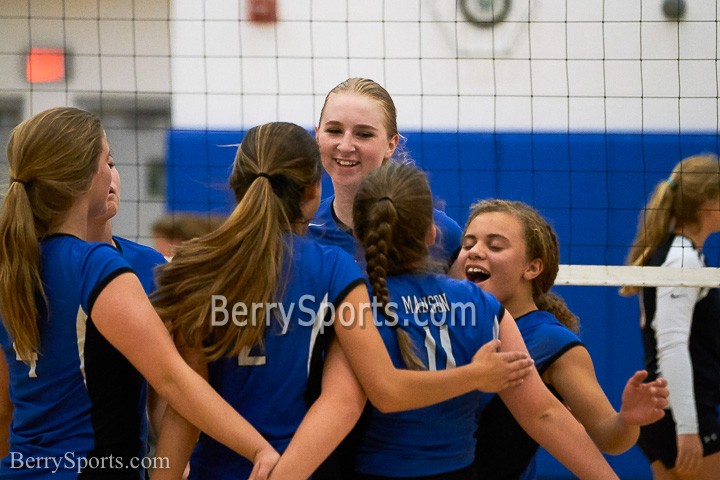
{"left": 148, "top": 386, "right": 167, "bottom": 448}
{"left": 496, "top": 311, "right": 619, "bottom": 480}
{"left": 0, "top": 352, "right": 11, "bottom": 458}
{"left": 544, "top": 348, "right": 668, "bottom": 455}
{"left": 150, "top": 345, "right": 204, "bottom": 480}
{"left": 92, "top": 273, "right": 278, "bottom": 480}
{"left": 152, "top": 404, "right": 198, "bottom": 480}
{"left": 269, "top": 340, "right": 366, "bottom": 480}
{"left": 333, "top": 284, "right": 534, "bottom": 413}
{"left": 653, "top": 284, "right": 703, "bottom": 476}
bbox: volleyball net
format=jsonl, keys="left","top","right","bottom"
{"left": 0, "top": 0, "right": 719, "bottom": 288}
{"left": 3, "top": 3, "right": 720, "bottom": 479}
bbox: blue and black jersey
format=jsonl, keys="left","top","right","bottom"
{"left": 308, "top": 195, "right": 462, "bottom": 266}
{"left": 0, "top": 234, "right": 146, "bottom": 479}
{"left": 187, "top": 234, "right": 365, "bottom": 480}
{"left": 112, "top": 236, "right": 166, "bottom": 296}
{"left": 474, "top": 309, "right": 584, "bottom": 480}
{"left": 355, "top": 274, "right": 503, "bottom": 478}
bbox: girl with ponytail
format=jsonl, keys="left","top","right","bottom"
{"left": 0, "top": 107, "right": 279, "bottom": 479}
{"left": 622, "top": 154, "right": 720, "bottom": 480}
{"left": 350, "top": 162, "right": 624, "bottom": 480}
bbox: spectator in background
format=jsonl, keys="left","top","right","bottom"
{"left": 621, "top": 154, "right": 720, "bottom": 480}
{"left": 151, "top": 213, "right": 225, "bottom": 258}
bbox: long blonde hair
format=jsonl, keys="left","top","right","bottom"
{"left": 621, "top": 154, "right": 720, "bottom": 296}
{"left": 151, "top": 122, "right": 322, "bottom": 361}
{"left": 0, "top": 107, "right": 104, "bottom": 362}
{"left": 465, "top": 200, "right": 579, "bottom": 332}
{"left": 353, "top": 162, "right": 435, "bottom": 369}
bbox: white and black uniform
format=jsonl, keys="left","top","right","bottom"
{"left": 637, "top": 234, "right": 720, "bottom": 468}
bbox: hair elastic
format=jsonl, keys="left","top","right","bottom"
{"left": 10, "top": 178, "right": 28, "bottom": 188}
{"left": 666, "top": 178, "right": 677, "bottom": 190}
{"left": 255, "top": 172, "right": 272, "bottom": 180}
{"left": 378, "top": 196, "right": 394, "bottom": 203}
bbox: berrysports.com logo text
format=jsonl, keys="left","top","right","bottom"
{"left": 8, "top": 452, "right": 170, "bottom": 474}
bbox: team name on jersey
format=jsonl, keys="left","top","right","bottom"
{"left": 401, "top": 293, "right": 450, "bottom": 314}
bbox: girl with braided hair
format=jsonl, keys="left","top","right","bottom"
{"left": 450, "top": 199, "right": 670, "bottom": 479}
{"left": 351, "top": 161, "right": 622, "bottom": 480}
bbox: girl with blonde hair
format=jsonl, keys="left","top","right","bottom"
{"left": 622, "top": 154, "right": 720, "bottom": 480}
{"left": 0, "top": 107, "right": 277, "bottom": 479}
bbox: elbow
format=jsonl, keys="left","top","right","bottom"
{"left": 602, "top": 445, "right": 631, "bottom": 456}
{"left": 357, "top": 373, "right": 404, "bottom": 414}
{"left": 369, "top": 395, "right": 404, "bottom": 414}
{"left": 371, "top": 400, "right": 395, "bottom": 414}
{"left": 365, "top": 383, "right": 403, "bottom": 414}
{"left": 597, "top": 438, "right": 635, "bottom": 456}
{"left": 585, "top": 413, "right": 640, "bottom": 456}
{"left": 146, "top": 367, "right": 183, "bottom": 408}
{"left": 595, "top": 428, "right": 639, "bottom": 456}
{"left": 340, "top": 397, "right": 367, "bottom": 427}
{"left": 348, "top": 393, "right": 368, "bottom": 420}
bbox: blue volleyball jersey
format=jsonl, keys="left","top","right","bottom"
{"left": 514, "top": 310, "right": 583, "bottom": 374}
{"left": 188, "top": 234, "right": 365, "bottom": 480}
{"left": 0, "top": 234, "right": 147, "bottom": 479}
{"left": 112, "top": 236, "right": 166, "bottom": 296}
{"left": 307, "top": 195, "right": 462, "bottom": 265}
{"left": 474, "top": 310, "right": 584, "bottom": 480}
{"left": 355, "top": 274, "right": 503, "bottom": 477}
{"left": 112, "top": 235, "right": 167, "bottom": 463}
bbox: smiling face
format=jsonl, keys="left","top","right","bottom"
{"left": 452, "top": 211, "right": 541, "bottom": 312}
{"left": 316, "top": 92, "right": 399, "bottom": 191}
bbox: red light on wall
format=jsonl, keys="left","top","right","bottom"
{"left": 26, "top": 48, "right": 65, "bottom": 83}
{"left": 248, "top": 0, "right": 277, "bottom": 23}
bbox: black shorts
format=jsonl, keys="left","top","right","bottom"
{"left": 354, "top": 463, "right": 477, "bottom": 480}
{"left": 638, "top": 403, "right": 720, "bottom": 469}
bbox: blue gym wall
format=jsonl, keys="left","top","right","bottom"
{"left": 167, "top": 129, "right": 720, "bottom": 479}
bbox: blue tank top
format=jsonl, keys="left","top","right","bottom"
{"left": 0, "top": 234, "right": 145, "bottom": 479}
{"left": 308, "top": 195, "right": 462, "bottom": 265}
{"left": 474, "top": 309, "right": 584, "bottom": 480}
{"left": 355, "top": 274, "right": 503, "bottom": 477}
{"left": 188, "top": 234, "right": 365, "bottom": 479}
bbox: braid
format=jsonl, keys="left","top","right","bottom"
{"left": 365, "top": 218, "right": 393, "bottom": 317}
{"left": 355, "top": 164, "right": 430, "bottom": 370}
